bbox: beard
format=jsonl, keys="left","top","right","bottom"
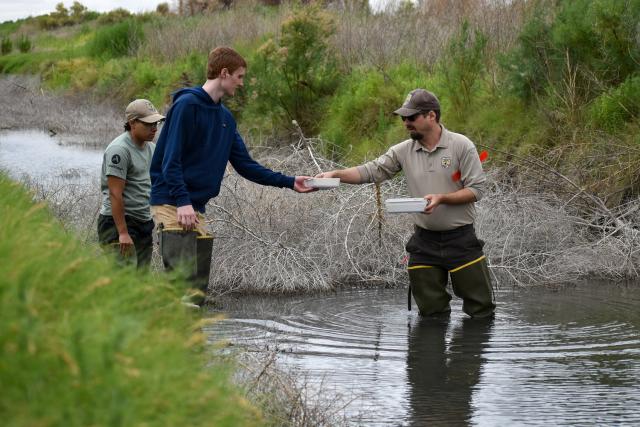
{"left": 410, "top": 130, "right": 424, "bottom": 140}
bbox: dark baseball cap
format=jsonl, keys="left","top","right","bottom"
{"left": 393, "top": 89, "right": 441, "bottom": 116}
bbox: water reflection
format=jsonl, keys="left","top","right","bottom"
{"left": 407, "top": 316, "right": 493, "bottom": 426}
{"left": 207, "top": 283, "right": 640, "bottom": 425}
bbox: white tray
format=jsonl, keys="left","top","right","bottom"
{"left": 385, "top": 198, "right": 428, "bottom": 213}
{"left": 304, "top": 178, "right": 340, "bottom": 189}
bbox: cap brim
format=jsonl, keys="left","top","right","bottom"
{"left": 138, "top": 113, "right": 165, "bottom": 123}
{"left": 393, "top": 107, "right": 420, "bottom": 116}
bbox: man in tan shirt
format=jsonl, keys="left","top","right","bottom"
{"left": 318, "top": 89, "right": 495, "bottom": 318}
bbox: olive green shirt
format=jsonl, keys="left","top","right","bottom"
{"left": 357, "top": 125, "right": 486, "bottom": 231}
{"left": 100, "top": 132, "right": 155, "bottom": 221}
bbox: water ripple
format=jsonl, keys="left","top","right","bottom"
{"left": 207, "top": 283, "right": 640, "bottom": 426}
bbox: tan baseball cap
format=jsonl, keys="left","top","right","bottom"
{"left": 393, "top": 89, "right": 440, "bottom": 116}
{"left": 125, "top": 99, "right": 165, "bottom": 123}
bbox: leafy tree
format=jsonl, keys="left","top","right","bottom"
{"left": 503, "top": 0, "right": 640, "bottom": 105}
{"left": 51, "top": 2, "right": 69, "bottom": 20}
{"left": 156, "top": 2, "right": 170, "bottom": 15}
{"left": 247, "top": 6, "right": 339, "bottom": 134}
{"left": 70, "top": 1, "right": 88, "bottom": 22}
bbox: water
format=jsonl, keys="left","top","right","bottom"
{"left": 2, "top": 130, "right": 639, "bottom": 425}
{"left": 206, "top": 284, "right": 640, "bottom": 426}
{"left": 0, "top": 130, "right": 102, "bottom": 184}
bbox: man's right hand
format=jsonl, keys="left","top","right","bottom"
{"left": 315, "top": 170, "right": 338, "bottom": 178}
{"left": 177, "top": 205, "right": 199, "bottom": 230}
{"left": 118, "top": 232, "right": 134, "bottom": 256}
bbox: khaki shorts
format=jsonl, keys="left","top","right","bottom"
{"left": 151, "top": 204, "right": 210, "bottom": 237}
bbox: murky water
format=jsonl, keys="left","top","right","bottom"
{"left": 206, "top": 284, "right": 640, "bottom": 426}
{"left": 0, "top": 130, "right": 102, "bottom": 183}
{"left": 3, "top": 130, "right": 639, "bottom": 425}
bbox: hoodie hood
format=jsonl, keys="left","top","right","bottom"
{"left": 172, "top": 86, "right": 218, "bottom": 106}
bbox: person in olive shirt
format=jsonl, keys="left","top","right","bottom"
{"left": 98, "top": 99, "right": 164, "bottom": 268}
{"left": 317, "top": 89, "right": 495, "bottom": 318}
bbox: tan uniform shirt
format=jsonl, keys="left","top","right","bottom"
{"left": 356, "top": 125, "right": 486, "bottom": 231}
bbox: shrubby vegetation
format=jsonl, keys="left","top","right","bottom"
{"left": 0, "top": 174, "right": 262, "bottom": 426}
{"left": 16, "top": 35, "right": 32, "bottom": 53}
{"left": 0, "top": 36, "right": 11, "bottom": 55}
{"left": 245, "top": 6, "right": 339, "bottom": 135}
{"left": 320, "top": 63, "right": 434, "bottom": 161}
{"left": 86, "top": 18, "right": 144, "bottom": 60}
{"left": 36, "top": 1, "right": 99, "bottom": 30}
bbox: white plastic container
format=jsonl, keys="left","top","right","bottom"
{"left": 385, "top": 198, "right": 428, "bottom": 213}
{"left": 304, "top": 177, "right": 340, "bottom": 189}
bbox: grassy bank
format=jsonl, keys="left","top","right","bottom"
{"left": 0, "top": 173, "right": 262, "bottom": 426}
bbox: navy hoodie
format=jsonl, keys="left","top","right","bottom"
{"left": 150, "top": 87, "right": 295, "bottom": 212}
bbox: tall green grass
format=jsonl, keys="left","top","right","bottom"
{"left": 0, "top": 174, "right": 262, "bottom": 427}
{"left": 86, "top": 19, "right": 144, "bottom": 60}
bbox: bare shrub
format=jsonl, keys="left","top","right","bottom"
{"left": 476, "top": 141, "right": 640, "bottom": 286}
{"left": 139, "top": 6, "right": 287, "bottom": 62}
{"left": 333, "top": 0, "right": 527, "bottom": 70}
{"left": 226, "top": 348, "right": 354, "bottom": 426}
{"left": 204, "top": 130, "right": 415, "bottom": 295}
{"left": 140, "top": 1, "right": 525, "bottom": 75}
{"left": 204, "top": 130, "right": 640, "bottom": 295}
{"left": 16, "top": 173, "right": 102, "bottom": 241}
{"left": 0, "top": 76, "right": 121, "bottom": 146}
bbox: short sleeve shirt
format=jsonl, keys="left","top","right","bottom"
{"left": 356, "top": 125, "right": 486, "bottom": 231}
{"left": 100, "top": 132, "right": 155, "bottom": 221}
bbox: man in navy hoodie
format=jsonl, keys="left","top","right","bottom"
{"left": 150, "top": 46, "right": 314, "bottom": 305}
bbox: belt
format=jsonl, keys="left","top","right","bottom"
{"left": 415, "top": 223, "right": 474, "bottom": 237}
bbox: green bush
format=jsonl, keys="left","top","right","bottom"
{"left": 96, "top": 8, "right": 132, "bottom": 25}
{"left": 0, "top": 174, "right": 262, "bottom": 427}
{"left": 245, "top": 6, "right": 339, "bottom": 134}
{"left": 588, "top": 74, "right": 640, "bottom": 132}
{"left": 86, "top": 19, "right": 143, "bottom": 60}
{"left": 1, "top": 37, "right": 12, "bottom": 55}
{"left": 502, "top": 0, "right": 640, "bottom": 105}
{"left": 17, "top": 35, "right": 32, "bottom": 53}
{"left": 439, "top": 21, "right": 487, "bottom": 116}
{"left": 36, "top": 2, "right": 79, "bottom": 29}
{"left": 320, "top": 62, "right": 436, "bottom": 162}
{"left": 70, "top": 1, "right": 88, "bottom": 23}
{"left": 133, "top": 60, "right": 160, "bottom": 89}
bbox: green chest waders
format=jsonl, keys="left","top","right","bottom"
{"left": 449, "top": 256, "right": 495, "bottom": 318}
{"left": 408, "top": 266, "right": 451, "bottom": 316}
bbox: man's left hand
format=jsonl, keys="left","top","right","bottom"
{"left": 293, "top": 176, "right": 317, "bottom": 193}
{"left": 423, "top": 194, "right": 443, "bottom": 214}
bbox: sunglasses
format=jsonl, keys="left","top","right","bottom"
{"left": 400, "top": 113, "right": 422, "bottom": 122}
{"left": 138, "top": 120, "right": 163, "bottom": 128}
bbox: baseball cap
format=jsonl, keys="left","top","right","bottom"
{"left": 393, "top": 89, "right": 440, "bottom": 116}
{"left": 125, "top": 99, "right": 165, "bottom": 123}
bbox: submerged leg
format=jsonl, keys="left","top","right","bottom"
{"left": 449, "top": 257, "right": 495, "bottom": 318}
{"left": 408, "top": 265, "right": 451, "bottom": 316}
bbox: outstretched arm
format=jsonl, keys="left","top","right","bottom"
{"left": 315, "top": 167, "right": 362, "bottom": 184}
